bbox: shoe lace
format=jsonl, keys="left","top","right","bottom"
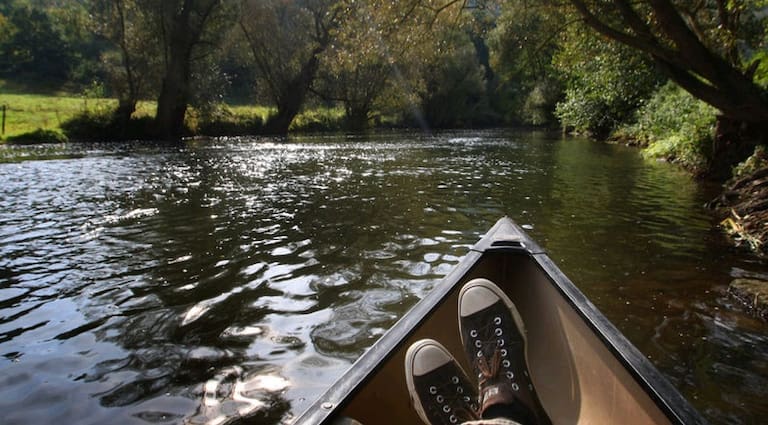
{"left": 428, "top": 376, "right": 480, "bottom": 422}
{"left": 476, "top": 347, "right": 502, "bottom": 387}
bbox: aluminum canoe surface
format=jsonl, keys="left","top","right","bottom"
{"left": 294, "top": 217, "right": 706, "bottom": 425}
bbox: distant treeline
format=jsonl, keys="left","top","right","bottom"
{"left": 1, "top": 1, "right": 767, "bottom": 175}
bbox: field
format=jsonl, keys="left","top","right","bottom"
{"left": 0, "top": 81, "right": 347, "bottom": 142}
{"left": 0, "top": 89, "right": 158, "bottom": 139}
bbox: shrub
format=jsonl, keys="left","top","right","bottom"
{"left": 553, "top": 27, "right": 662, "bottom": 137}
{"left": 732, "top": 145, "right": 768, "bottom": 179}
{"left": 626, "top": 82, "right": 717, "bottom": 170}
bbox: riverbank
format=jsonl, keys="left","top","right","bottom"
{"left": 708, "top": 146, "right": 768, "bottom": 255}
{"left": 0, "top": 90, "right": 352, "bottom": 143}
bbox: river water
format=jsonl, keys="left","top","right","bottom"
{"left": 0, "top": 130, "right": 766, "bottom": 424}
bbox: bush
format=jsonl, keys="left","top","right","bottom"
{"left": 553, "top": 27, "right": 662, "bottom": 137}
{"left": 625, "top": 82, "right": 717, "bottom": 170}
{"left": 732, "top": 145, "right": 768, "bottom": 179}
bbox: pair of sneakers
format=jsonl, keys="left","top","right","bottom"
{"left": 404, "top": 278, "right": 551, "bottom": 425}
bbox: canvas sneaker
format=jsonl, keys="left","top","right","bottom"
{"left": 405, "top": 338, "right": 480, "bottom": 425}
{"left": 458, "top": 278, "right": 551, "bottom": 425}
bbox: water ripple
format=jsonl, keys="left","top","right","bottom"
{"left": 0, "top": 132, "right": 765, "bottom": 424}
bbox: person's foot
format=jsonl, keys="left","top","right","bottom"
{"left": 458, "top": 278, "right": 551, "bottom": 425}
{"left": 405, "top": 338, "right": 480, "bottom": 425}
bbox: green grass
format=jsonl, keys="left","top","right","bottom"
{"left": 0, "top": 93, "right": 91, "bottom": 137}
{"left": 0, "top": 86, "right": 352, "bottom": 142}
{"left": 0, "top": 91, "right": 155, "bottom": 141}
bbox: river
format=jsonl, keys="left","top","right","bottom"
{"left": 0, "top": 130, "right": 766, "bottom": 424}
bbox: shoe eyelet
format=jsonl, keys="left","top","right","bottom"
{"left": 474, "top": 340, "right": 482, "bottom": 348}
{"left": 429, "top": 386, "right": 437, "bottom": 394}
{"left": 463, "top": 396, "right": 471, "bottom": 402}
{"left": 495, "top": 328, "right": 503, "bottom": 336}
{"left": 506, "top": 371, "right": 514, "bottom": 379}
{"left": 450, "top": 415, "right": 458, "bottom": 423}
{"left": 457, "top": 386, "right": 464, "bottom": 394}
{"left": 436, "top": 395, "right": 444, "bottom": 403}
{"left": 512, "top": 383, "right": 520, "bottom": 391}
{"left": 470, "top": 329, "right": 478, "bottom": 337}
{"left": 443, "top": 405, "right": 451, "bottom": 413}
{"left": 494, "top": 316, "right": 502, "bottom": 325}
{"left": 502, "top": 359, "right": 511, "bottom": 368}
{"left": 497, "top": 339, "right": 505, "bottom": 347}
{"left": 476, "top": 350, "right": 483, "bottom": 358}
{"left": 451, "top": 376, "right": 460, "bottom": 384}
{"left": 501, "top": 348, "right": 508, "bottom": 357}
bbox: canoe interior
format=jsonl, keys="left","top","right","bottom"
{"left": 296, "top": 218, "right": 703, "bottom": 425}
{"left": 335, "top": 251, "right": 669, "bottom": 425}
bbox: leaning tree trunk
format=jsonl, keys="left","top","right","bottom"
{"left": 262, "top": 55, "right": 321, "bottom": 135}
{"left": 569, "top": 0, "right": 768, "bottom": 126}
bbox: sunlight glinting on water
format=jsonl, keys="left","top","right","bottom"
{"left": 1, "top": 132, "right": 766, "bottom": 424}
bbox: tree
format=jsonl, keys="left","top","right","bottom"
{"left": 488, "top": 3, "right": 563, "bottom": 125}
{"left": 154, "top": 0, "right": 233, "bottom": 140}
{"left": 553, "top": 24, "right": 663, "bottom": 137}
{"left": 559, "top": 0, "right": 768, "bottom": 131}
{"left": 90, "top": 0, "right": 160, "bottom": 126}
{"left": 319, "top": 0, "right": 465, "bottom": 130}
{"left": 239, "top": 0, "right": 340, "bottom": 135}
{"left": 420, "top": 28, "right": 495, "bottom": 128}
{"left": 320, "top": 1, "right": 415, "bottom": 130}
{"left": 0, "top": 6, "right": 72, "bottom": 81}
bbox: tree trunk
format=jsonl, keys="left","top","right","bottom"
{"left": 262, "top": 55, "right": 321, "bottom": 135}
{"left": 345, "top": 108, "right": 370, "bottom": 132}
{"left": 155, "top": 36, "right": 193, "bottom": 140}
{"left": 705, "top": 116, "right": 768, "bottom": 180}
{"left": 154, "top": 1, "right": 218, "bottom": 141}
{"left": 568, "top": 0, "right": 768, "bottom": 126}
{"left": 113, "top": 98, "right": 137, "bottom": 137}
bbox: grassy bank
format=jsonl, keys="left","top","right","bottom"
{"left": 0, "top": 89, "right": 350, "bottom": 142}
{"left": 0, "top": 89, "right": 157, "bottom": 141}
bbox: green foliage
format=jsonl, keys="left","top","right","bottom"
{"left": 554, "top": 26, "right": 663, "bottom": 137}
{"left": 0, "top": 2, "right": 103, "bottom": 86}
{"left": 488, "top": 3, "right": 562, "bottom": 126}
{"left": 0, "top": 6, "right": 71, "bottom": 80}
{"left": 732, "top": 145, "right": 768, "bottom": 178}
{"left": 627, "top": 82, "right": 717, "bottom": 170}
{"left": 420, "top": 29, "right": 497, "bottom": 128}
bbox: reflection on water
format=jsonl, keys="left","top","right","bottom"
{"left": 0, "top": 131, "right": 766, "bottom": 424}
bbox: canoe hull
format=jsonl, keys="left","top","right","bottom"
{"left": 295, "top": 218, "right": 705, "bottom": 425}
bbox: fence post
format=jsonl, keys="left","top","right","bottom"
{"left": 1, "top": 105, "right": 5, "bottom": 135}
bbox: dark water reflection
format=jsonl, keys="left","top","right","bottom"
{"left": 0, "top": 131, "right": 766, "bottom": 424}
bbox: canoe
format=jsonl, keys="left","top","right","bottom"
{"left": 294, "top": 217, "right": 706, "bottom": 424}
